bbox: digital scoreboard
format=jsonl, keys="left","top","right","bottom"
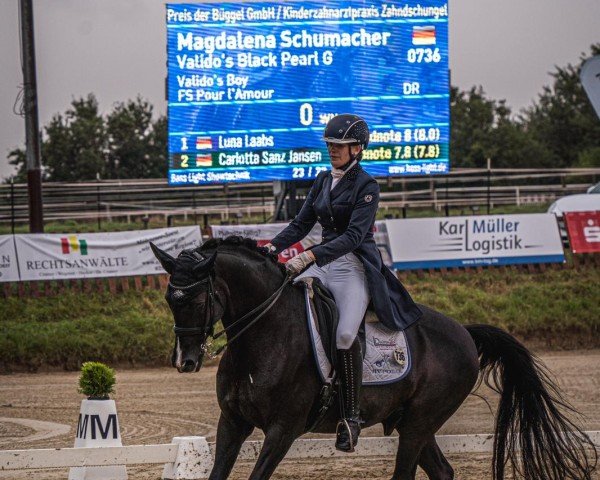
{"left": 166, "top": 1, "right": 449, "bottom": 185}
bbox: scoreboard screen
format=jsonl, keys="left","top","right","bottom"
{"left": 166, "top": 1, "right": 449, "bottom": 185}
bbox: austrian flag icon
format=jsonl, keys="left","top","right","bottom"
{"left": 412, "top": 26, "right": 436, "bottom": 45}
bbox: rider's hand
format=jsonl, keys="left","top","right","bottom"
{"left": 285, "top": 251, "right": 315, "bottom": 275}
{"left": 263, "top": 242, "right": 277, "bottom": 254}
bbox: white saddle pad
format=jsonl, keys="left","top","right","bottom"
{"left": 304, "top": 286, "right": 411, "bottom": 385}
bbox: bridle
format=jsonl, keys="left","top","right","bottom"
{"left": 169, "top": 250, "right": 291, "bottom": 359}
{"left": 169, "top": 274, "right": 218, "bottom": 339}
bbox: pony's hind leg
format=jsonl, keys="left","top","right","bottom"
{"left": 209, "top": 413, "right": 254, "bottom": 480}
{"left": 417, "top": 436, "right": 454, "bottom": 480}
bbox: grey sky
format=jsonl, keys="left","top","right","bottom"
{"left": 1, "top": 0, "right": 599, "bottom": 180}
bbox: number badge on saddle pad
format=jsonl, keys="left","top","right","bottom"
{"left": 393, "top": 349, "right": 407, "bottom": 367}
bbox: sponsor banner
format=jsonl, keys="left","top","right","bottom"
{"left": 373, "top": 221, "right": 392, "bottom": 267}
{"left": 386, "top": 214, "right": 565, "bottom": 270}
{"left": 211, "top": 223, "right": 322, "bottom": 262}
{"left": 564, "top": 211, "right": 600, "bottom": 254}
{"left": 211, "top": 221, "right": 392, "bottom": 266}
{"left": 15, "top": 227, "right": 201, "bottom": 281}
{"left": 0, "top": 235, "right": 20, "bottom": 283}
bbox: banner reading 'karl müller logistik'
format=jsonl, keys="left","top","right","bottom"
{"left": 14, "top": 226, "right": 201, "bottom": 281}
{"left": 386, "top": 214, "right": 565, "bottom": 270}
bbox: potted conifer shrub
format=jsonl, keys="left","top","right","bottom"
{"left": 69, "top": 362, "right": 127, "bottom": 480}
{"left": 78, "top": 361, "right": 116, "bottom": 399}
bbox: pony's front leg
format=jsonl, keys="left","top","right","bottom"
{"left": 209, "top": 413, "right": 254, "bottom": 480}
{"left": 247, "top": 424, "right": 300, "bottom": 480}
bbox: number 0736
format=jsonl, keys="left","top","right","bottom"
{"left": 406, "top": 48, "right": 441, "bottom": 63}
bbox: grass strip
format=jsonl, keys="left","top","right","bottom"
{"left": 1, "top": 264, "right": 598, "bottom": 372}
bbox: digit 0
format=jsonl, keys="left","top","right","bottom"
{"left": 299, "top": 103, "right": 313, "bottom": 126}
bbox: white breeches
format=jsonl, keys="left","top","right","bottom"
{"left": 295, "top": 253, "right": 370, "bottom": 349}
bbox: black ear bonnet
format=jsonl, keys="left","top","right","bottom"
{"left": 167, "top": 249, "right": 216, "bottom": 305}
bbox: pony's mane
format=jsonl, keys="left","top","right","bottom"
{"left": 199, "top": 236, "right": 285, "bottom": 273}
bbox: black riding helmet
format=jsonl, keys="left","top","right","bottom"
{"left": 323, "top": 114, "right": 370, "bottom": 150}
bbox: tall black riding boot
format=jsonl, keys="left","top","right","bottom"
{"left": 335, "top": 340, "right": 363, "bottom": 452}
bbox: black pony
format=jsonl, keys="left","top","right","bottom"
{"left": 151, "top": 236, "right": 595, "bottom": 480}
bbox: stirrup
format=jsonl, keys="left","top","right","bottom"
{"left": 335, "top": 418, "right": 360, "bottom": 453}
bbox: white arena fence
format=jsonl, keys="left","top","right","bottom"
{"left": 1, "top": 432, "right": 599, "bottom": 479}
{"left": 1, "top": 168, "right": 599, "bottom": 225}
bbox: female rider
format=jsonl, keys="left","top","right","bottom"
{"left": 265, "top": 114, "right": 422, "bottom": 452}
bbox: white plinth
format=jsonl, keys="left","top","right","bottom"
{"left": 162, "top": 436, "right": 213, "bottom": 480}
{"left": 68, "top": 399, "right": 127, "bottom": 480}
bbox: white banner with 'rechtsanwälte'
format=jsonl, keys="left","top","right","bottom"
{"left": 14, "top": 226, "right": 202, "bottom": 281}
{"left": 386, "top": 214, "right": 565, "bottom": 270}
{"left": 0, "top": 235, "right": 20, "bottom": 283}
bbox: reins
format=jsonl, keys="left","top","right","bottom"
{"left": 207, "top": 274, "right": 291, "bottom": 357}
{"left": 170, "top": 265, "right": 292, "bottom": 359}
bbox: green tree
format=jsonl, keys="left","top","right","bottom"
{"left": 522, "top": 43, "right": 600, "bottom": 168}
{"left": 8, "top": 94, "right": 167, "bottom": 181}
{"left": 105, "top": 97, "right": 166, "bottom": 179}
{"left": 450, "top": 86, "right": 494, "bottom": 168}
{"left": 450, "top": 86, "right": 550, "bottom": 168}
{"left": 8, "top": 94, "right": 106, "bottom": 181}
{"left": 43, "top": 94, "right": 107, "bottom": 181}
{"left": 151, "top": 115, "right": 168, "bottom": 176}
{"left": 576, "top": 146, "right": 600, "bottom": 168}
{"left": 6, "top": 148, "right": 27, "bottom": 182}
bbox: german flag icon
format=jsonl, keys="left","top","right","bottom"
{"left": 195, "top": 137, "right": 212, "bottom": 150}
{"left": 412, "top": 26, "right": 436, "bottom": 45}
{"left": 196, "top": 154, "right": 212, "bottom": 167}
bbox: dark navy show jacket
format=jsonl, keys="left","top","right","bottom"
{"left": 271, "top": 164, "right": 422, "bottom": 331}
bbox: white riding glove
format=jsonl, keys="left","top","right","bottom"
{"left": 263, "top": 242, "right": 277, "bottom": 254}
{"left": 285, "top": 251, "right": 315, "bottom": 275}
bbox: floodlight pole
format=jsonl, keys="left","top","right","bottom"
{"left": 20, "top": 0, "right": 44, "bottom": 232}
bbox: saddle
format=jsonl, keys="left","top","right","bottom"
{"left": 304, "top": 278, "right": 368, "bottom": 372}
{"left": 299, "top": 278, "right": 411, "bottom": 432}
{"left": 306, "top": 277, "right": 340, "bottom": 371}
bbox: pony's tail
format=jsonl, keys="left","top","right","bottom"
{"left": 466, "top": 324, "right": 597, "bottom": 480}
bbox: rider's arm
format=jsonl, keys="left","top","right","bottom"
{"left": 310, "top": 180, "right": 379, "bottom": 266}
{"left": 270, "top": 172, "right": 324, "bottom": 254}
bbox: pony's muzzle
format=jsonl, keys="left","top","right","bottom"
{"left": 174, "top": 353, "right": 204, "bottom": 373}
{"left": 178, "top": 359, "right": 197, "bottom": 373}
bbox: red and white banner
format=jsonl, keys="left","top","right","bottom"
{"left": 211, "top": 221, "right": 393, "bottom": 266}
{"left": 564, "top": 211, "right": 600, "bottom": 254}
{"left": 211, "top": 223, "right": 322, "bottom": 262}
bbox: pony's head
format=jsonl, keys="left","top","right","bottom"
{"left": 150, "top": 242, "right": 223, "bottom": 373}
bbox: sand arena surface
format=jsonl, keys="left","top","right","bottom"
{"left": 0, "top": 350, "right": 598, "bottom": 479}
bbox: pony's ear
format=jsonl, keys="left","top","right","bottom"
{"left": 150, "top": 242, "right": 176, "bottom": 274}
{"left": 192, "top": 250, "right": 217, "bottom": 278}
